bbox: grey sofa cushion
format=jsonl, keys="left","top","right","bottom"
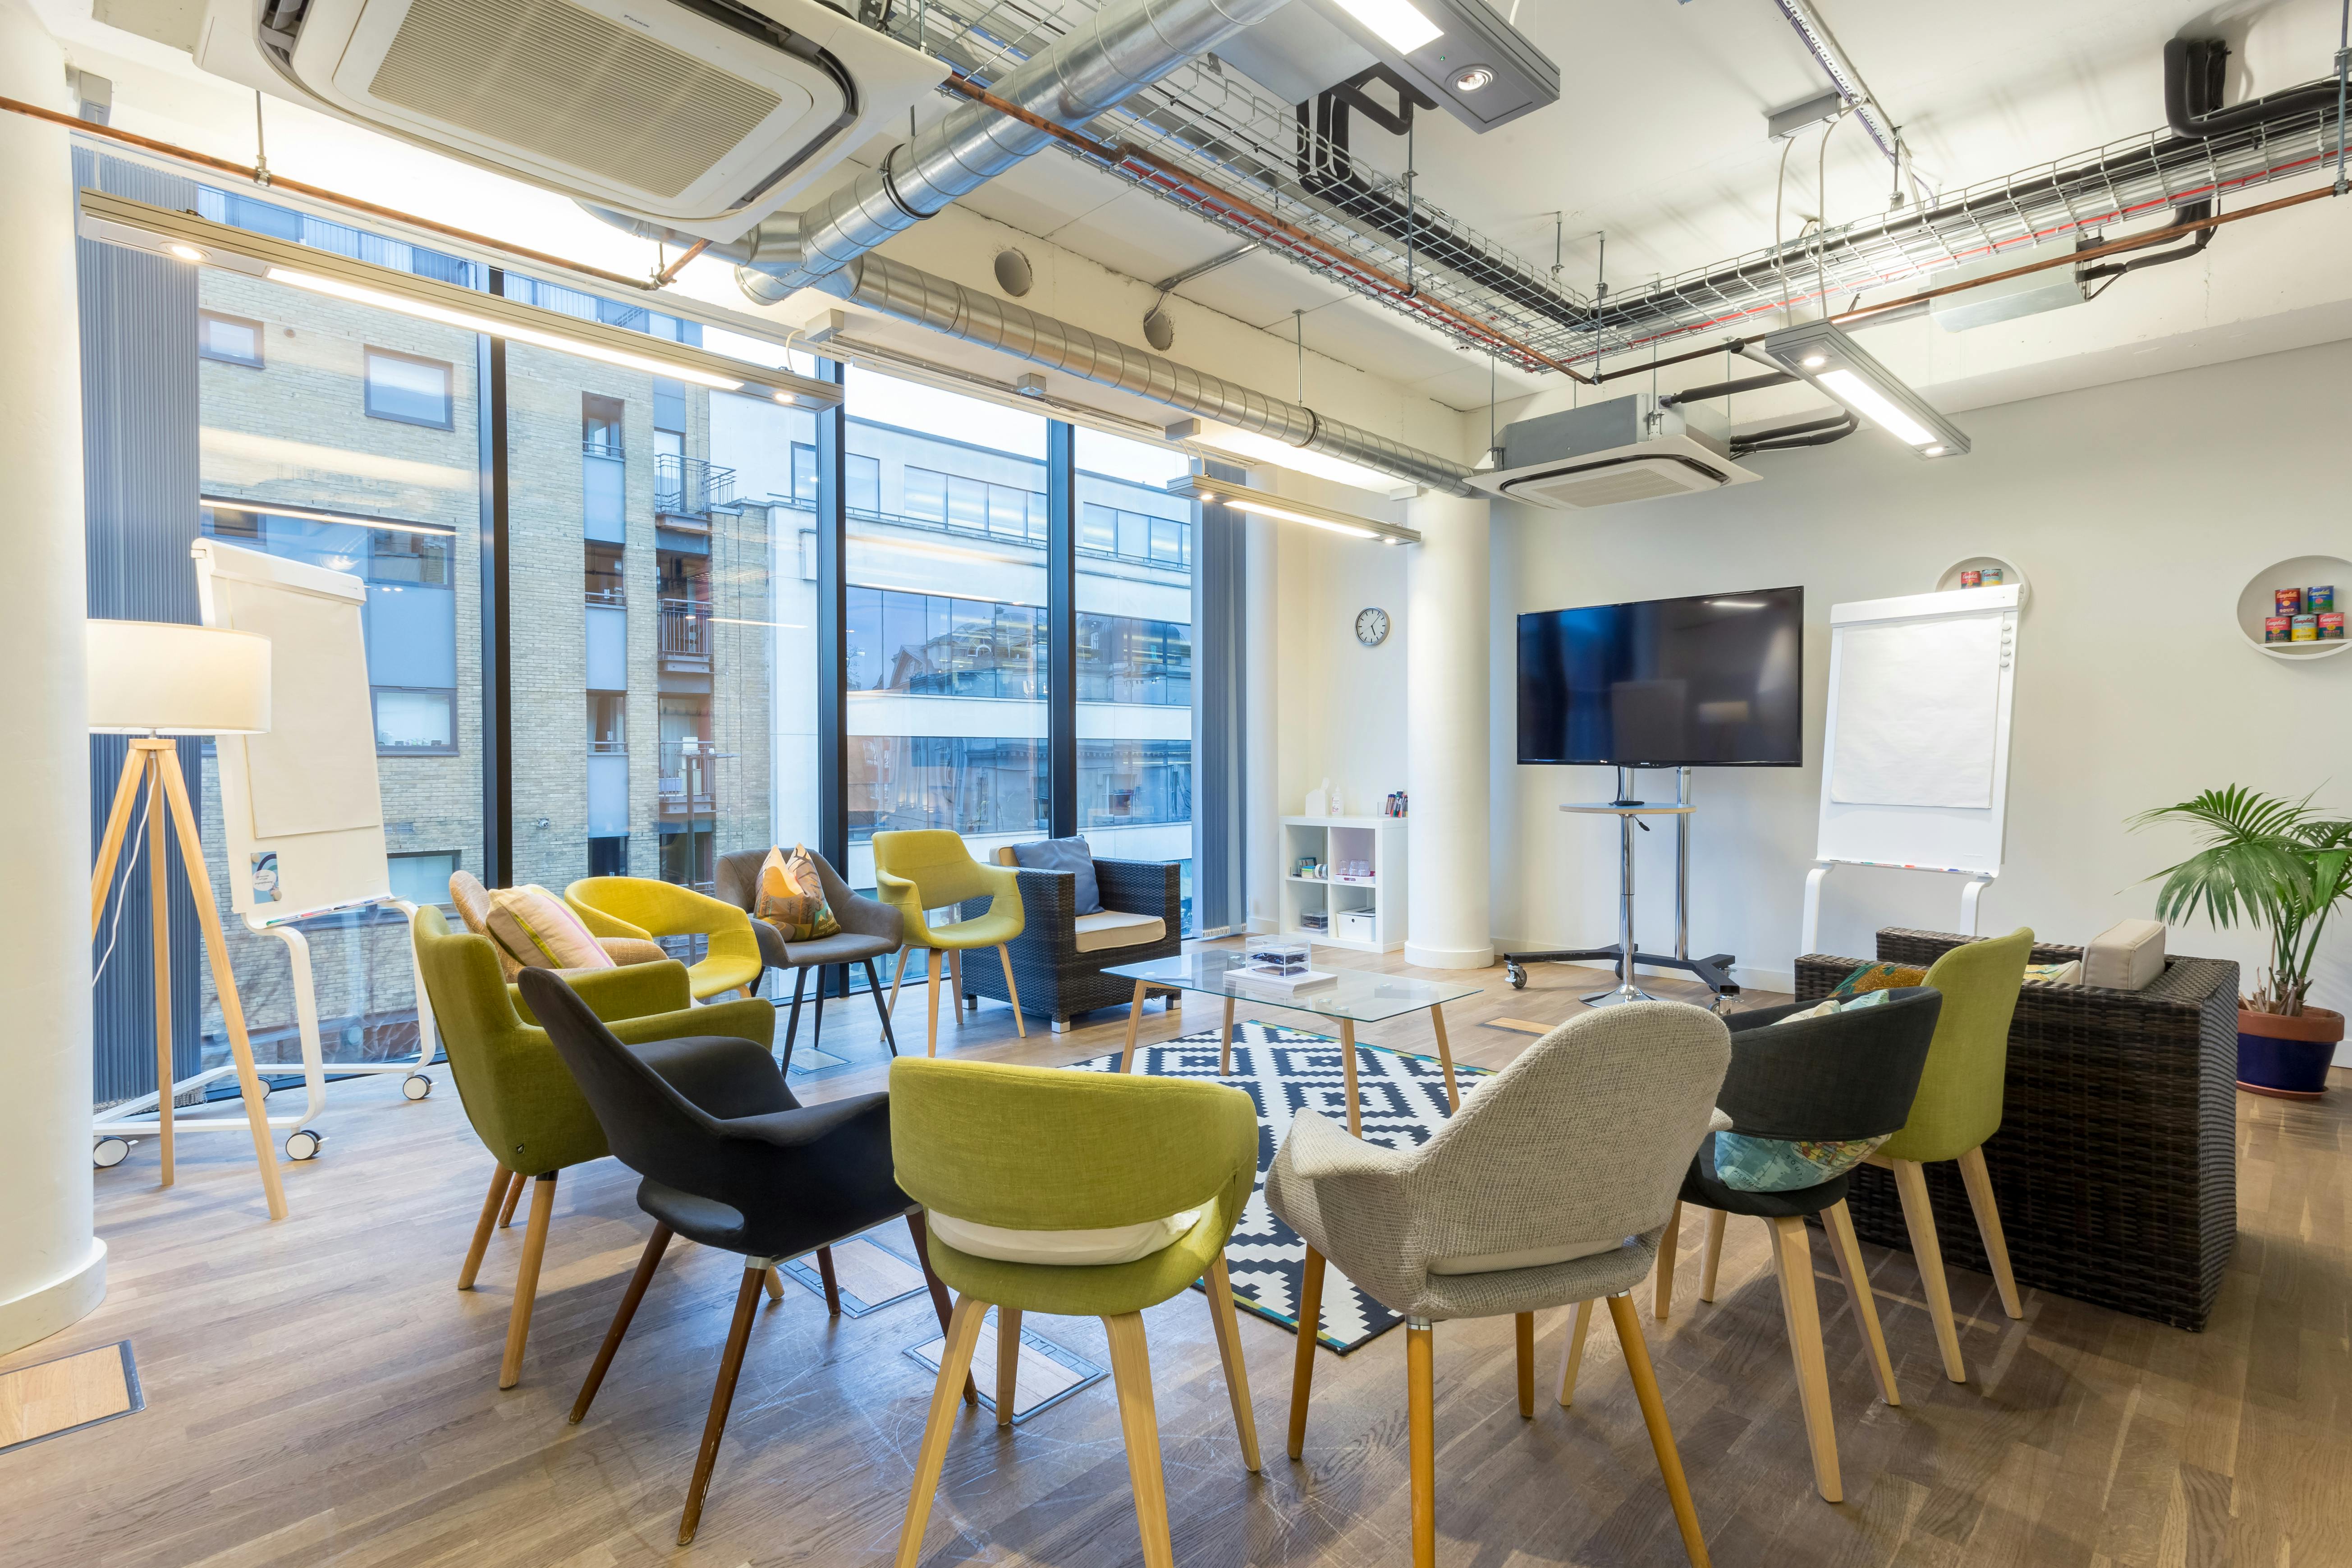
{"left": 1011, "top": 835, "right": 1103, "bottom": 915}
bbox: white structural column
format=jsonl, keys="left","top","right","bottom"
{"left": 1403, "top": 490, "right": 1493, "bottom": 968}
{"left": 0, "top": 0, "right": 105, "bottom": 1355}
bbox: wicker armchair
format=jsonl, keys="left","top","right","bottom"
{"left": 1798, "top": 928, "right": 2239, "bottom": 1332}
{"left": 957, "top": 852, "right": 1182, "bottom": 1032}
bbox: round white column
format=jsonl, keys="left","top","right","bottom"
{"left": 1403, "top": 489, "right": 1492, "bottom": 969}
{"left": 0, "top": 0, "right": 105, "bottom": 1355}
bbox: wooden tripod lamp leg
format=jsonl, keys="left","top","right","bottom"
{"left": 89, "top": 743, "right": 146, "bottom": 941}
{"left": 145, "top": 758, "right": 175, "bottom": 1187}
{"left": 156, "top": 743, "right": 287, "bottom": 1220}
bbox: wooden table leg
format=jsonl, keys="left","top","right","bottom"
{"left": 1427, "top": 1001, "right": 1461, "bottom": 1113}
{"left": 1120, "top": 979, "right": 1149, "bottom": 1072}
{"left": 1340, "top": 1018, "right": 1361, "bottom": 1137}
{"left": 1220, "top": 995, "right": 1235, "bottom": 1075}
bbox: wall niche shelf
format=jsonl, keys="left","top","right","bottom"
{"left": 1935, "top": 555, "right": 2029, "bottom": 607}
{"left": 2237, "top": 555, "right": 2352, "bottom": 662}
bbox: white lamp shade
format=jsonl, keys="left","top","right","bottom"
{"left": 87, "top": 620, "right": 272, "bottom": 735}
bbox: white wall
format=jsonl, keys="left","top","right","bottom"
{"left": 1492, "top": 335, "right": 2352, "bottom": 1033}
{"left": 1271, "top": 524, "right": 1412, "bottom": 824}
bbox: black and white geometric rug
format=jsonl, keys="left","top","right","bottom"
{"left": 1068, "top": 1021, "right": 1491, "bottom": 1353}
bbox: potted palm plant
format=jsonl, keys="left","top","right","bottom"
{"left": 2131, "top": 787, "right": 2351, "bottom": 1098}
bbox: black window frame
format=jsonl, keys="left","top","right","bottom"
{"left": 364, "top": 345, "right": 455, "bottom": 430}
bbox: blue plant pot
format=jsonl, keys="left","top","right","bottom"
{"left": 2236, "top": 1007, "right": 2340, "bottom": 1100}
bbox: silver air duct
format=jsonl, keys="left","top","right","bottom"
{"left": 830, "top": 252, "right": 1478, "bottom": 494}
{"left": 725, "top": 0, "right": 1293, "bottom": 300}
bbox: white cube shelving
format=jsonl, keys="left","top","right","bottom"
{"left": 1280, "top": 815, "right": 1407, "bottom": 954}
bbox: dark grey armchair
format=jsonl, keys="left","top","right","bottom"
{"left": 957, "top": 848, "right": 1182, "bottom": 1032}
{"left": 714, "top": 848, "right": 903, "bottom": 1068}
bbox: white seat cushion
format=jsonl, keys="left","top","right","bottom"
{"left": 1428, "top": 1237, "right": 1630, "bottom": 1275}
{"left": 926, "top": 1208, "right": 1201, "bottom": 1266}
{"left": 1073, "top": 909, "right": 1166, "bottom": 953}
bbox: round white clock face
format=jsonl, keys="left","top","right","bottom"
{"left": 1356, "top": 607, "right": 1390, "bottom": 646}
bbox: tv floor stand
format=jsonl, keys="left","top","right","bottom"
{"left": 1503, "top": 766, "right": 1741, "bottom": 1005}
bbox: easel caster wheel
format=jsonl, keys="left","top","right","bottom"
{"left": 92, "top": 1137, "right": 133, "bottom": 1169}
{"left": 285, "top": 1130, "right": 324, "bottom": 1161}
{"left": 1506, "top": 963, "right": 1528, "bottom": 990}
{"left": 402, "top": 1073, "right": 433, "bottom": 1100}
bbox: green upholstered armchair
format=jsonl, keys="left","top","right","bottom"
{"left": 885, "top": 1057, "right": 1259, "bottom": 1568}
{"left": 870, "top": 830, "right": 1027, "bottom": 1055}
{"left": 564, "top": 876, "right": 766, "bottom": 1002}
{"left": 411, "top": 907, "right": 776, "bottom": 1389}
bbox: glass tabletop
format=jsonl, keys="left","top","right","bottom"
{"left": 1102, "top": 949, "right": 1484, "bottom": 1023}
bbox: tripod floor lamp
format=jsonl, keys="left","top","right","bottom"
{"left": 87, "top": 619, "right": 286, "bottom": 1220}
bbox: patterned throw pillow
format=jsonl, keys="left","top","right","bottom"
{"left": 756, "top": 844, "right": 840, "bottom": 942}
{"left": 2025, "top": 960, "right": 2082, "bottom": 985}
{"left": 1829, "top": 960, "right": 1926, "bottom": 999}
{"left": 1714, "top": 989, "right": 1899, "bottom": 1192}
{"left": 484, "top": 885, "right": 616, "bottom": 972}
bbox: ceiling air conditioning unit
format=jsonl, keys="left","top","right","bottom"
{"left": 1471, "top": 394, "right": 1760, "bottom": 510}
{"left": 194, "top": 0, "right": 945, "bottom": 243}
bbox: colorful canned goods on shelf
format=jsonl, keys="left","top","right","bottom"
{"left": 2321, "top": 612, "right": 2346, "bottom": 641}
{"left": 2267, "top": 616, "right": 2294, "bottom": 643}
{"left": 2277, "top": 587, "right": 2306, "bottom": 616}
{"left": 2308, "top": 585, "right": 2335, "bottom": 614}
{"left": 1959, "top": 569, "right": 1982, "bottom": 587}
{"left": 2292, "top": 615, "right": 2319, "bottom": 642}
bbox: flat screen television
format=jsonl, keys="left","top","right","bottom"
{"left": 1517, "top": 586, "right": 1804, "bottom": 766}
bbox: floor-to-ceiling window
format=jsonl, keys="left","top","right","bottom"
{"left": 1073, "top": 428, "right": 1198, "bottom": 932}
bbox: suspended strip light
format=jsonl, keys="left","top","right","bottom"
{"left": 1166, "top": 476, "right": 1421, "bottom": 545}
{"left": 1758, "top": 320, "right": 1970, "bottom": 457}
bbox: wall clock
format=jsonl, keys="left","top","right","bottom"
{"left": 1355, "top": 607, "right": 1390, "bottom": 647}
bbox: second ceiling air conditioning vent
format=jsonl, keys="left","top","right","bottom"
{"left": 1472, "top": 394, "right": 1761, "bottom": 511}
{"left": 198, "top": 0, "right": 945, "bottom": 242}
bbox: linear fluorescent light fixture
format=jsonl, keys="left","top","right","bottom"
{"left": 1303, "top": 0, "right": 1559, "bottom": 131}
{"left": 199, "top": 495, "right": 454, "bottom": 536}
{"left": 1759, "top": 320, "right": 1970, "bottom": 457}
{"left": 1165, "top": 476, "right": 1421, "bottom": 546}
{"left": 1167, "top": 421, "right": 1419, "bottom": 496}
{"left": 1328, "top": 0, "right": 1444, "bottom": 52}
{"left": 75, "top": 188, "right": 842, "bottom": 411}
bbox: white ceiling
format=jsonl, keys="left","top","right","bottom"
{"left": 952, "top": 0, "right": 2352, "bottom": 408}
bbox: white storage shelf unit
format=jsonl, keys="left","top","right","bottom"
{"left": 1280, "top": 816, "right": 1407, "bottom": 954}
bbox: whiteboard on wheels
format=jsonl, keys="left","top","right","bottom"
{"left": 1816, "top": 584, "right": 2020, "bottom": 877}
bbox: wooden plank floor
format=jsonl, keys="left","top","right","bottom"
{"left": 3, "top": 944, "right": 2346, "bottom": 1567}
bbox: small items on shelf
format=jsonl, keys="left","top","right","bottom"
{"left": 1294, "top": 857, "right": 1326, "bottom": 880}
{"left": 1245, "top": 940, "right": 1311, "bottom": 975}
{"left": 2267, "top": 583, "right": 2341, "bottom": 642}
{"left": 1298, "top": 909, "right": 1329, "bottom": 933}
{"left": 1959, "top": 566, "right": 2005, "bottom": 587}
{"left": 1381, "top": 791, "right": 1408, "bottom": 817}
{"left": 1333, "top": 857, "right": 1372, "bottom": 883}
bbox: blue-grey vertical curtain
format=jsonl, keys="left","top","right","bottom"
{"left": 1191, "top": 460, "right": 1247, "bottom": 937}
{"left": 78, "top": 149, "right": 205, "bottom": 1105}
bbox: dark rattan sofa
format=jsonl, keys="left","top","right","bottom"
{"left": 1798, "top": 928, "right": 2239, "bottom": 1332}
{"left": 958, "top": 855, "right": 1183, "bottom": 1032}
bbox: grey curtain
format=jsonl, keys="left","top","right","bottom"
{"left": 1191, "top": 461, "right": 1247, "bottom": 937}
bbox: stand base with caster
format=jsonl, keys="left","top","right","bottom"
{"left": 1505, "top": 946, "right": 1741, "bottom": 1003}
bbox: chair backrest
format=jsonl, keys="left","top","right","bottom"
{"left": 713, "top": 850, "right": 765, "bottom": 915}
{"left": 1718, "top": 988, "right": 1942, "bottom": 1143}
{"left": 1404, "top": 1001, "right": 1730, "bottom": 1263}
{"left": 568, "top": 876, "right": 748, "bottom": 943}
{"left": 517, "top": 967, "right": 742, "bottom": 1200}
{"left": 871, "top": 830, "right": 995, "bottom": 910}
{"left": 448, "top": 868, "right": 526, "bottom": 980}
{"left": 889, "top": 1058, "right": 1257, "bottom": 1235}
{"left": 1884, "top": 927, "right": 2034, "bottom": 1161}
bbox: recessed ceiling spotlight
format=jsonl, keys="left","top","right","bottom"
{"left": 1800, "top": 353, "right": 1827, "bottom": 369}
{"left": 165, "top": 242, "right": 208, "bottom": 262}
{"left": 1453, "top": 65, "right": 1494, "bottom": 92}
{"left": 1923, "top": 444, "right": 1945, "bottom": 455}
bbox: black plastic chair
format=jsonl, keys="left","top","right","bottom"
{"left": 517, "top": 969, "right": 969, "bottom": 1546}
{"left": 1656, "top": 986, "right": 1941, "bottom": 1505}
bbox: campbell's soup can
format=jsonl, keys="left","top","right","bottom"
{"left": 2322, "top": 612, "right": 2346, "bottom": 641}
{"left": 2277, "top": 587, "right": 2306, "bottom": 616}
{"left": 2293, "top": 615, "right": 2320, "bottom": 642}
{"left": 1958, "top": 569, "right": 1982, "bottom": 587}
{"left": 2267, "top": 616, "right": 2294, "bottom": 643}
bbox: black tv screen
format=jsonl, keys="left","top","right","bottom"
{"left": 1518, "top": 587, "right": 1804, "bottom": 766}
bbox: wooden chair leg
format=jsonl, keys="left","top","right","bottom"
{"left": 1104, "top": 1311, "right": 1176, "bottom": 1568}
{"left": 1697, "top": 1208, "right": 1727, "bottom": 1303}
{"left": 1220, "top": 995, "right": 1235, "bottom": 1075}
{"left": 1655, "top": 1201, "right": 1682, "bottom": 1320}
{"left": 946, "top": 948, "right": 964, "bottom": 1020}
{"left": 926, "top": 954, "right": 942, "bottom": 1057}
{"left": 894, "top": 1294, "right": 988, "bottom": 1568}
{"left": 1557, "top": 1299, "right": 1595, "bottom": 1406}
{"left": 1406, "top": 1319, "right": 1436, "bottom": 1568}
{"left": 1428, "top": 1001, "right": 1462, "bottom": 1112}
{"left": 887, "top": 946, "right": 908, "bottom": 1016}
{"left": 499, "top": 1173, "right": 558, "bottom": 1390}
{"left": 570, "top": 1223, "right": 672, "bottom": 1423}
{"left": 1515, "top": 1311, "right": 1536, "bottom": 1418}
{"left": 1205, "top": 1254, "right": 1261, "bottom": 1470}
{"left": 995, "top": 1306, "right": 1022, "bottom": 1426}
{"left": 678, "top": 1265, "right": 770, "bottom": 1546}
{"left": 1767, "top": 1215, "right": 1842, "bottom": 1503}
{"left": 764, "top": 1266, "right": 784, "bottom": 1302}
{"left": 1339, "top": 1018, "right": 1362, "bottom": 1137}
{"left": 815, "top": 1245, "right": 841, "bottom": 1316}
{"left": 1824, "top": 1201, "right": 1900, "bottom": 1407}
{"left": 905, "top": 1210, "right": 977, "bottom": 1406}
{"left": 997, "top": 944, "right": 1026, "bottom": 1038}
{"left": 1957, "top": 1145, "right": 2024, "bottom": 1320}
{"left": 1889, "top": 1157, "right": 1967, "bottom": 1382}
{"left": 1605, "top": 1294, "right": 1711, "bottom": 1568}
{"left": 1288, "top": 1246, "right": 1327, "bottom": 1458}
{"left": 497, "top": 1167, "right": 524, "bottom": 1229}
{"left": 458, "top": 1164, "right": 509, "bottom": 1289}
{"left": 865, "top": 958, "right": 899, "bottom": 1057}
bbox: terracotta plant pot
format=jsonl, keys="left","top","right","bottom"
{"left": 2237, "top": 1004, "right": 2344, "bottom": 1099}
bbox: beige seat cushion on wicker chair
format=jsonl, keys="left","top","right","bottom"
{"left": 1073, "top": 910, "right": 1165, "bottom": 952}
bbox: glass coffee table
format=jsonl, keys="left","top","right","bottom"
{"left": 1100, "top": 950, "right": 1485, "bottom": 1135}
